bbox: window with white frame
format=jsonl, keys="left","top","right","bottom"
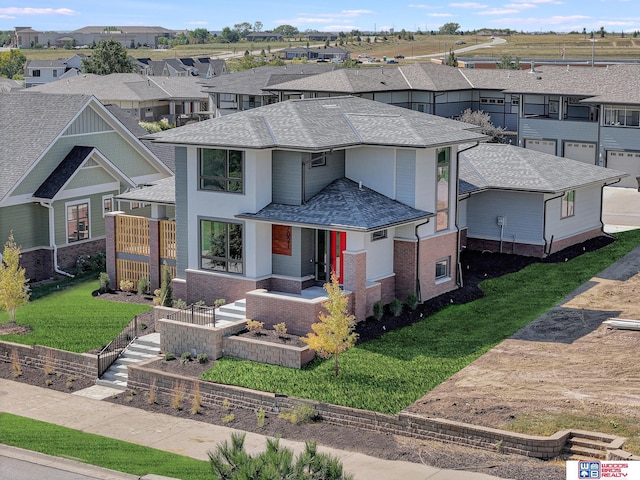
{"left": 102, "top": 195, "right": 113, "bottom": 216}
{"left": 435, "top": 257, "right": 450, "bottom": 280}
{"left": 200, "top": 220, "right": 243, "bottom": 274}
{"left": 67, "top": 201, "right": 90, "bottom": 243}
{"left": 436, "top": 147, "right": 450, "bottom": 231}
{"left": 561, "top": 190, "right": 575, "bottom": 218}
{"left": 604, "top": 105, "right": 640, "bottom": 127}
{"left": 371, "top": 230, "right": 387, "bottom": 241}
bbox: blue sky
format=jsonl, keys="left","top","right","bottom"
{"left": 1, "top": 1, "right": 638, "bottom": 34}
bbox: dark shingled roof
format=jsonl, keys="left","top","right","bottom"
{"left": 237, "top": 178, "right": 433, "bottom": 231}
{"left": 458, "top": 143, "right": 628, "bottom": 194}
{"left": 33, "top": 146, "right": 95, "bottom": 200}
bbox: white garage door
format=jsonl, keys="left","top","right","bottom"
{"left": 525, "top": 139, "right": 556, "bottom": 155}
{"left": 564, "top": 142, "right": 597, "bottom": 165}
{"left": 607, "top": 151, "right": 640, "bottom": 188}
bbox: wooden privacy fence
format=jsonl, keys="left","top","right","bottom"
{"left": 111, "top": 214, "right": 176, "bottom": 290}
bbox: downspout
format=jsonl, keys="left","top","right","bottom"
{"left": 39, "top": 201, "right": 74, "bottom": 278}
{"left": 600, "top": 178, "right": 622, "bottom": 240}
{"left": 414, "top": 219, "right": 430, "bottom": 302}
{"left": 542, "top": 192, "right": 565, "bottom": 258}
{"left": 455, "top": 142, "right": 481, "bottom": 288}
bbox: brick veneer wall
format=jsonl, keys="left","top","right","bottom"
{"left": 466, "top": 237, "right": 544, "bottom": 257}
{"left": 0, "top": 341, "right": 97, "bottom": 379}
{"left": 20, "top": 248, "right": 54, "bottom": 282}
{"left": 185, "top": 270, "right": 269, "bottom": 305}
{"left": 419, "top": 231, "right": 458, "bottom": 300}
{"left": 378, "top": 275, "right": 396, "bottom": 305}
{"left": 125, "top": 364, "right": 630, "bottom": 460}
{"left": 223, "top": 336, "right": 315, "bottom": 369}
{"left": 246, "top": 289, "right": 339, "bottom": 337}
{"left": 57, "top": 239, "right": 106, "bottom": 272}
{"left": 547, "top": 227, "right": 604, "bottom": 255}
{"left": 365, "top": 283, "right": 381, "bottom": 318}
{"left": 393, "top": 239, "right": 417, "bottom": 300}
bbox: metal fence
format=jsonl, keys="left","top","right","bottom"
{"left": 167, "top": 305, "right": 217, "bottom": 327}
{"left": 97, "top": 316, "right": 140, "bottom": 377}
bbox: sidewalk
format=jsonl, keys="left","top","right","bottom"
{"left": 0, "top": 379, "right": 506, "bottom": 480}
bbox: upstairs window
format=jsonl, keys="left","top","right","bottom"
{"left": 199, "top": 148, "right": 243, "bottom": 193}
{"left": 436, "top": 147, "right": 450, "bottom": 231}
{"left": 32, "top": 69, "right": 41, "bottom": 77}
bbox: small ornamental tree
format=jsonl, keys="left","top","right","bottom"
{"left": 303, "top": 272, "right": 358, "bottom": 377}
{"left": 160, "top": 262, "right": 173, "bottom": 307}
{"left": 0, "top": 231, "right": 30, "bottom": 323}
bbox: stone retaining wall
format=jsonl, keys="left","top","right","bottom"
{"left": 157, "top": 318, "right": 245, "bottom": 360}
{"left": 0, "top": 341, "right": 97, "bottom": 379}
{"left": 125, "top": 363, "right": 630, "bottom": 460}
{"left": 223, "top": 336, "right": 315, "bottom": 369}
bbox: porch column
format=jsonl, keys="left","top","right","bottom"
{"left": 105, "top": 212, "right": 124, "bottom": 288}
{"left": 149, "top": 218, "right": 161, "bottom": 291}
{"left": 343, "top": 250, "right": 367, "bottom": 322}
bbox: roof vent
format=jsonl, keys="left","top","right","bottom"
{"left": 529, "top": 61, "right": 535, "bottom": 73}
{"left": 566, "top": 65, "right": 570, "bottom": 71}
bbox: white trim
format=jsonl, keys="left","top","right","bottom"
{"left": 51, "top": 182, "right": 121, "bottom": 202}
{"left": 102, "top": 194, "right": 114, "bottom": 217}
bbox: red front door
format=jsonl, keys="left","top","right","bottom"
{"left": 330, "top": 231, "right": 346, "bottom": 284}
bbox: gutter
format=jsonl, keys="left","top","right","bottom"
{"left": 414, "top": 218, "right": 431, "bottom": 302}
{"left": 542, "top": 192, "right": 565, "bottom": 258}
{"left": 600, "top": 178, "right": 622, "bottom": 240}
{"left": 39, "top": 201, "right": 75, "bottom": 278}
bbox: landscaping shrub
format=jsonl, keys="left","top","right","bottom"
{"left": 98, "top": 272, "right": 110, "bottom": 294}
{"left": 246, "top": 319, "right": 264, "bottom": 335}
{"left": 389, "top": 298, "right": 403, "bottom": 317}
{"left": 137, "top": 277, "right": 149, "bottom": 296}
{"left": 373, "top": 300, "right": 384, "bottom": 320}
{"left": 406, "top": 292, "right": 419, "bottom": 311}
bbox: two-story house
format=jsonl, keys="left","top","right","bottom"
{"left": 147, "top": 96, "right": 488, "bottom": 332}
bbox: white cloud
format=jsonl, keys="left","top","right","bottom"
{"left": 278, "top": 10, "right": 373, "bottom": 26}
{"left": 449, "top": 2, "right": 487, "bottom": 8}
{"left": 477, "top": 8, "right": 520, "bottom": 15}
{"left": 408, "top": 4, "right": 437, "bottom": 9}
{"left": 505, "top": 2, "right": 538, "bottom": 9}
{"left": 0, "top": 7, "right": 77, "bottom": 16}
{"left": 429, "top": 13, "right": 455, "bottom": 17}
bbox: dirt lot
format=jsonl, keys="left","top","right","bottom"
{"left": 406, "top": 246, "right": 640, "bottom": 429}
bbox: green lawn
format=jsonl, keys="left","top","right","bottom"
{"left": 203, "top": 230, "right": 640, "bottom": 414}
{"left": 0, "top": 413, "right": 211, "bottom": 479}
{"left": 0, "top": 280, "right": 150, "bottom": 352}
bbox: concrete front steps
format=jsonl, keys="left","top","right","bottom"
{"left": 561, "top": 430, "right": 626, "bottom": 460}
{"left": 214, "top": 299, "right": 246, "bottom": 326}
{"left": 96, "top": 333, "right": 161, "bottom": 390}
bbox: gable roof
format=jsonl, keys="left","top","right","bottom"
{"left": 0, "top": 92, "right": 92, "bottom": 200}
{"left": 237, "top": 178, "right": 432, "bottom": 231}
{"left": 116, "top": 176, "right": 175, "bottom": 205}
{"left": 147, "top": 95, "right": 487, "bottom": 150}
{"left": 458, "top": 143, "right": 628, "bottom": 194}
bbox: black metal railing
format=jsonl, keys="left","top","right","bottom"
{"left": 97, "top": 316, "right": 139, "bottom": 377}
{"left": 167, "top": 304, "right": 217, "bottom": 327}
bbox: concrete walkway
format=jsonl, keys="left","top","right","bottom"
{"left": 0, "top": 379, "right": 505, "bottom": 480}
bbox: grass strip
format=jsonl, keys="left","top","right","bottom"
{"left": 203, "top": 230, "right": 640, "bottom": 414}
{"left": 0, "top": 413, "right": 211, "bottom": 479}
{"left": 0, "top": 280, "right": 150, "bottom": 352}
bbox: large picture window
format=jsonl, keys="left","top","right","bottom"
{"left": 436, "top": 147, "right": 450, "bottom": 231}
{"left": 67, "top": 201, "right": 89, "bottom": 243}
{"left": 199, "top": 148, "right": 243, "bottom": 193}
{"left": 200, "top": 220, "right": 243, "bottom": 273}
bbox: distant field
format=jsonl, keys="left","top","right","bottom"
{"left": 21, "top": 33, "right": 640, "bottom": 64}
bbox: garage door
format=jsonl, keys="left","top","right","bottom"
{"left": 525, "top": 139, "right": 556, "bottom": 155}
{"left": 607, "top": 151, "right": 640, "bottom": 188}
{"left": 564, "top": 142, "right": 597, "bottom": 165}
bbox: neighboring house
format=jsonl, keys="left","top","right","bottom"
{"left": 0, "top": 92, "right": 173, "bottom": 282}
{"left": 305, "top": 32, "right": 339, "bottom": 41}
{"left": 279, "top": 47, "right": 350, "bottom": 62}
{"left": 201, "top": 64, "right": 341, "bottom": 117}
{"left": 26, "top": 73, "right": 210, "bottom": 125}
{"left": 145, "top": 96, "right": 488, "bottom": 332}
{"left": 0, "top": 77, "right": 23, "bottom": 93}
{"left": 458, "top": 144, "right": 627, "bottom": 257}
{"left": 23, "top": 54, "right": 88, "bottom": 88}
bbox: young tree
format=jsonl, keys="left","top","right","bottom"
{"left": 190, "top": 28, "right": 210, "bottom": 44}
{"left": 445, "top": 49, "right": 457, "bottom": 66}
{"left": 0, "top": 49, "right": 27, "bottom": 79}
{"left": 160, "top": 262, "right": 173, "bottom": 307}
{"left": 303, "top": 272, "right": 358, "bottom": 377}
{"left": 81, "top": 39, "right": 136, "bottom": 74}
{"left": 496, "top": 54, "right": 521, "bottom": 70}
{"left": 0, "top": 232, "right": 30, "bottom": 323}
{"left": 439, "top": 22, "right": 461, "bottom": 35}
{"left": 457, "top": 108, "right": 505, "bottom": 143}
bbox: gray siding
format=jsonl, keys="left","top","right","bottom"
{"left": 304, "top": 150, "right": 345, "bottom": 201}
{"left": 175, "top": 147, "right": 188, "bottom": 278}
{"left": 272, "top": 151, "right": 302, "bottom": 205}
{"left": 63, "top": 106, "right": 113, "bottom": 136}
{"left": 600, "top": 126, "right": 640, "bottom": 153}
{"left": 0, "top": 203, "right": 49, "bottom": 250}
{"left": 467, "top": 190, "right": 544, "bottom": 245}
{"left": 545, "top": 185, "right": 603, "bottom": 241}
{"left": 301, "top": 228, "right": 315, "bottom": 277}
{"left": 396, "top": 150, "right": 416, "bottom": 207}
{"left": 272, "top": 227, "right": 302, "bottom": 277}
{"left": 520, "top": 118, "right": 600, "bottom": 155}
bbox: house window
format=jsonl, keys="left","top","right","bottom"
{"left": 436, "top": 147, "right": 450, "bottom": 231}
{"left": 561, "top": 190, "right": 575, "bottom": 218}
{"left": 510, "top": 95, "right": 519, "bottom": 106}
{"left": 435, "top": 257, "right": 450, "bottom": 281}
{"left": 53, "top": 70, "right": 58, "bottom": 78}
{"left": 199, "top": 148, "right": 243, "bottom": 193}
{"left": 371, "top": 230, "right": 387, "bottom": 241}
{"left": 604, "top": 105, "right": 640, "bottom": 127}
{"left": 200, "top": 220, "right": 243, "bottom": 273}
{"left": 102, "top": 195, "right": 113, "bottom": 216}
{"left": 67, "top": 201, "right": 90, "bottom": 243}
{"left": 480, "top": 97, "right": 505, "bottom": 105}
{"left": 310, "top": 152, "right": 327, "bottom": 167}
{"left": 32, "top": 70, "right": 41, "bottom": 77}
